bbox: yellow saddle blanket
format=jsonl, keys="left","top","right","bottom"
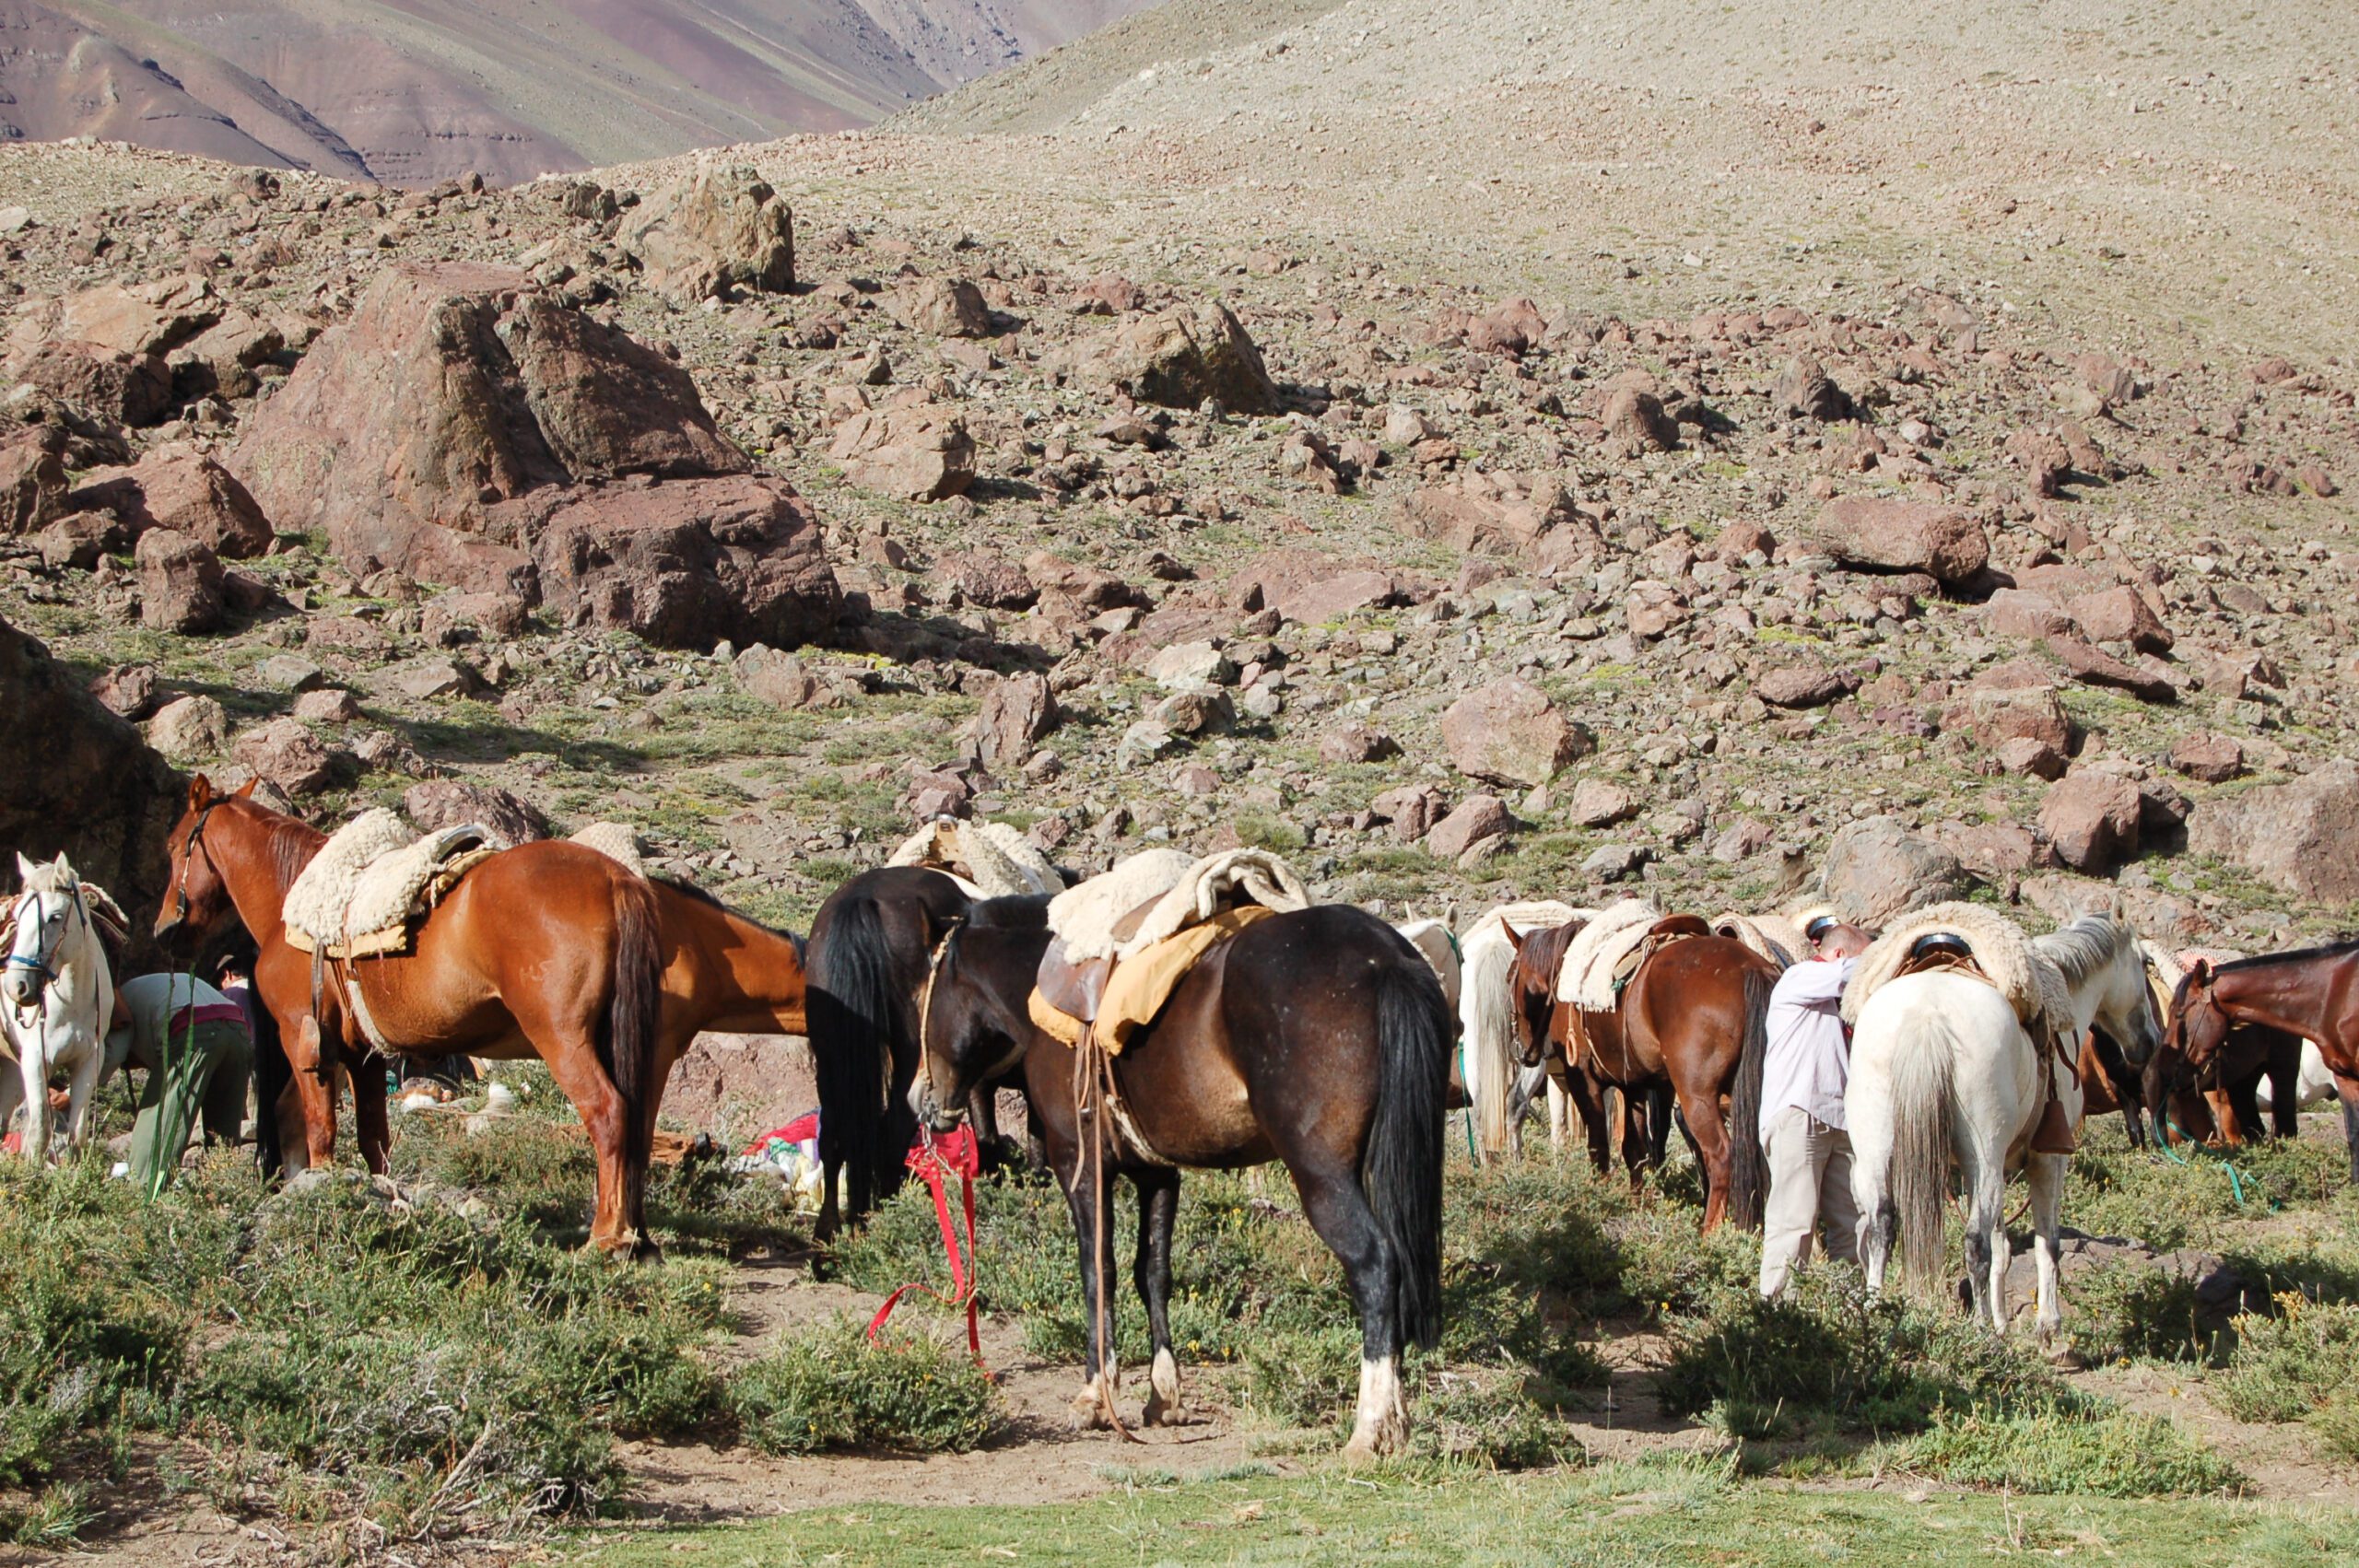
{"left": 1029, "top": 905, "right": 1274, "bottom": 1052}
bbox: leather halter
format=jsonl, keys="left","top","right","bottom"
{"left": 5, "top": 882, "right": 86, "bottom": 993}
{"left": 915, "top": 920, "right": 966, "bottom": 1122}
{"left": 169, "top": 802, "right": 219, "bottom": 931}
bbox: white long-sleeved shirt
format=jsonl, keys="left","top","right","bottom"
{"left": 1760, "top": 955, "right": 1857, "bottom": 1139}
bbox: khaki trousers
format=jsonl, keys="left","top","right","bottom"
{"left": 1757, "top": 1106, "right": 1861, "bottom": 1300}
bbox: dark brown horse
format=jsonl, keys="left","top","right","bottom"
{"left": 912, "top": 902, "right": 1449, "bottom": 1457}
{"left": 804, "top": 865, "right": 1041, "bottom": 1237}
{"left": 2168, "top": 941, "right": 2359, "bottom": 1181}
{"left": 1503, "top": 919, "right": 1775, "bottom": 1232}
{"left": 156, "top": 776, "right": 810, "bottom": 1255}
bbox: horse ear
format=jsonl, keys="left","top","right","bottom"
{"left": 1500, "top": 920, "right": 1523, "bottom": 953}
{"left": 2189, "top": 957, "right": 2212, "bottom": 985}
{"left": 188, "top": 774, "right": 215, "bottom": 809}
{"left": 15, "top": 851, "right": 36, "bottom": 882}
{"left": 232, "top": 777, "right": 258, "bottom": 799}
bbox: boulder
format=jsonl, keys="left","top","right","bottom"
{"left": 1755, "top": 665, "right": 1854, "bottom": 708}
{"left": 1371, "top": 783, "right": 1449, "bottom": 843}
{"left": 1146, "top": 642, "right": 1236, "bottom": 690}
{"left": 2040, "top": 772, "right": 2143, "bottom": 872}
{"left": 291, "top": 688, "right": 363, "bottom": 724}
{"left": 2068, "top": 587, "right": 2173, "bottom": 654}
{"left": 11, "top": 341, "right": 173, "bottom": 427}
{"left": 228, "top": 263, "right": 759, "bottom": 597}
{"left": 734, "top": 645, "right": 827, "bottom": 710}
{"left": 826, "top": 404, "right": 976, "bottom": 500}
{"left": 77, "top": 450, "right": 274, "bottom": 557}
{"left": 1320, "top": 723, "right": 1399, "bottom": 765}
{"left": 2170, "top": 733, "right": 2246, "bottom": 785}
{"left": 1062, "top": 300, "right": 1279, "bottom": 415}
{"left": 135, "top": 529, "right": 226, "bottom": 634}
{"left": 616, "top": 163, "right": 794, "bottom": 300}
{"left": 2047, "top": 634, "right": 2177, "bottom": 702}
{"left": 231, "top": 718, "right": 340, "bottom": 796}
{"left": 1426, "top": 795, "right": 1514, "bottom": 860}
{"left": 969, "top": 673, "right": 1059, "bottom": 772}
{"left": 1819, "top": 815, "right": 1970, "bottom": 924}
{"left": 0, "top": 429, "right": 67, "bottom": 535}
{"left": 532, "top": 476, "right": 840, "bottom": 651}
{"left": 887, "top": 277, "right": 992, "bottom": 338}
{"left": 1567, "top": 779, "right": 1637, "bottom": 828}
{"left": 1394, "top": 472, "right": 1593, "bottom": 568}
{"left": 1809, "top": 496, "right": 1989, "bottom": 584}
{"left": 935, "top": 550, "right": 1035, "bottom": 610}
{"left": 1995, "top": 736, "right": 2067, "bottom": 780}
{"left": 1442, "top": 677, "right": 1591, "bottom": 788}
{"left": 2187, "top": 759, "right": 2359, "bottom": 905}
{"left": 0, "top": 615, "right": 184, "bottom": 964}
{"left": 1773, "top": 355, "right": 1853, "bottom": 421}
{"left": 405, "top": 779, "right": 547, "bottom": 848}
{"left": 147, "top": 695, "right": 229, "bottom": 760}
{"left": 88, "top": 663, "right": 159, "bottom": 720}
{"left": 1948, "top": 682, "right": 2073, "bottom": 753}
{"left": 32, "top": 279, "right": 219, "bottom": 357}
{"left": 1601, "top": 385, "right": 1676, "bottom": 456}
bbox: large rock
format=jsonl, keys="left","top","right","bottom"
{"left": 2040, "top": 772, "right": 2143, "bottom": 872}
{"left": 968, "top": 673, "right": 1059, "bottom": 771}
{"left": 531, "top": 476, "right": 840, "bottom": 651}
{"left": 0, "top": 428, "right": 66, "bottom": 535}
{"left": 2188, "top": 759, "right": 2359, "bottom": 905}
{"left": 1819, "top": 815, "right": 1970, "bottom": 924}
{"left": 0, "top": 615, "right": 183, "bottom": 966}
{"left": 1809, "top": 496, "right": 1989, "bottom": 584}
{"left": 75, "top": 449, "right": 274, "bottom": 557}
{"left": 887, "top": 277, "right": 992, "bottom": 338}
{"left": 2069, "top": 587, "right": 2173, "bottom": 654}
{"left": 1426, "top": 795, "right": 1515, "bottom": 861}
{"left": 11, "top": 341, "right": 174, "bottom": 427}
{"left": 1755, "top": 665, "right": 1854, "bottom": 709}
{"left": 616, "top": 163, "right": 794, "bottom": 301}
{"left": 1442, "top": 677, "right": 1590, "bottom": 788}
{"left": 8, "top": 277, "right": 220, "bottom": 358}
{"left": 498, "top": 294, "right": 747, "bottom": 482}
{"left": 147, "top": 695, "right": 229, "bottom": 761}
{"left": 1062, "top": 300, "right": 1279, "bottom": 415}
{"left": 135, "top": 528, "right": 226, "bottom": 634}
{"left": 1395, "top": 472, "right": 1594, "bottom": 570}
{"left": 231, "top": 719, "right": 340, "bottom": 796}
{"left": 1947, "top": 681, "right": 2073, "bottom": 753}
{"left": 405, "top": 779, "right": 547, "bottom": 848}
{"left": 826, "top": 404, "right": 976, "bottom": 500}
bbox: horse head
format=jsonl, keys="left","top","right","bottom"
{"left": 6, "top": 851, "right": 81, "bottom": 1011}
{"left": 1499, "top": 919, "right": 1574, "bottom": 1069}
{"left": 909, "top": 913, "right": 1027, "bottom": 1134}
{"left": 155, "top": 774, "right": 253, "bottom": 952}
{"left": 2165, "top": 959, "right": 2232, "bottom": 1075}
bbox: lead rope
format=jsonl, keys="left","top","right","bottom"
{"left": 1071, "top": 1021, "right": 1139, "bottom": 1442}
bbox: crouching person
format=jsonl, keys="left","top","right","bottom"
{"left": 107, "top": 971, "right": 252, "bottom": 1194}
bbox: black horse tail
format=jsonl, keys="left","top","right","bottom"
{"left": 1725, "top": 964, "right": 1775, "bottom": 1232}
{"left": 605, "top": 874, "right": 665, "bottom": 1240}
{"left": 807, "top": 892, "right": 894, "bottom": 1223}
{"left": 250, "top": 993, "right": 290, "bottom": 1181}
{"left": 1365, "top": 956, "right": 1449, "bottom": 1351}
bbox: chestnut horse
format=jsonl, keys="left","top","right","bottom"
{"left": 156, "top": 777, "right": 810, "bottom": 1255}
{"left": 911, "top": 901, "right": 1449, "bottom": 1457}
{"left": 1504, "top": 919, "right": 1776, "bottom": 1232}
{"left": 2168, "top": 941, "right": 2359, "bottom": 1183}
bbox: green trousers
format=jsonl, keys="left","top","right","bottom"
{"left": 130, "top": 1019, "right": 252, "bottom": 1194}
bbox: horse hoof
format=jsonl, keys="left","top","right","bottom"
{"left": 1143, "top": 1391, "right": 1186, "bottom": 1428}
{"left": 1068, "top": 1390, "right": 1112, "bottom": 1432}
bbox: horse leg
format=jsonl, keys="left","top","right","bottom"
{"left": 1133, "top": 1168, "right": 1184, "bottom": 1425}
{"left": 1566, "top": 1072, "right": 1612, "bottom": 1176}
{"left": 354, "top": 1053, "right": 391, "bottom": 1176}
{"left": 1649, "top": 1082, "right": 1676, "bottom": 1173}
{"left": 2267, "top": 1047, "right": 2299, "bottom": 1141}
{"left": 534, "top": 1030, "right": 638, "bottom": 1256}
{"left": 18, "top": 1044, "right": 50, "bottom": 1164}
{"left": 1960, "top": 1147, "right": 2009, "bottom": 1333}
{"left": 1059, "top": 1150, "right": 1119, "bottom": 1428}
{"left": 1291, "top": 1160, "right": 1407, "bottom": 1459}
{"left": 2337, "top": 1073, "right": 2359, "bottom": 1187}
{"left": 291, "top": 1014, "right": 339, "bottom": 1168}
{"left": 1848, "top": 1094, "right": 1896, "bottom": 1295}
{"left": 1615, "top": 1088, "right": 1649, "bottom": 1191}
{"left": 2226, "top": 1073, "right": 2264, "bottom": 1151}
{"left": 2026, "top": 1152, "right": 2067, "bottom": 1343}
{"left": 1546, "top": 1078, "right": 1569, "bottom": 1153}
{"left": 61, "top": 1042, "right": 100, "bottom": 1152}
{"left": 1669, "top": 1071, "right": 1734, "bottom": 1233}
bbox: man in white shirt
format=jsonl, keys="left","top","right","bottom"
{"left": 1756, "top": 919, "right": 1872, "bottom": 1300}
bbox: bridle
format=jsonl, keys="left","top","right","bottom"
{"left": 6, "top": 882, "right": 86, "bottom": 998}
{"left": 167, "top": 802, "right": 220, "bottom": 932}
{"left": 915, "top": 920, "right": 965, "bottom": 1124}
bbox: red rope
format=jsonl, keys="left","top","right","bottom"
{"left": 865, "top": 1125, "right": 986, "bottom": 1370}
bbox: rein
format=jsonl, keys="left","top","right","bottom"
{"left": 1071, "top": 1018, "right": 1141, "bottom": 1441}
{"left": 5, "top": 883, "right": 85, "bottom": 993}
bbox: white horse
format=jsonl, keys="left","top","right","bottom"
{"left": 4, "top": 853, "right": 118, "bottom": 1163}
{"left": 1848, "top": 914, "right": 2159, "bottom": 1340}
{"left": 1458, "top": 901, "right": 1585, "bottom": 1162}
{"left": 2256, "top": 1040, "right": 2338, "bottom": 1112}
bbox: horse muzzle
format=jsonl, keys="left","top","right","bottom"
{"left": 908, "top": 1077, "right": 968, "bottom": 1135}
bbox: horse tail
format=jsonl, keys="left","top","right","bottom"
{"left": 250, "top": 995, "right": 290, "bottom": 1181}
{"left": 605, "top": 874, "right": 665, "bottom": 1235}
{"left": 806, "top": 891, "right": 894, "bottom": 1222}
{"left": 1461, "top": 930, "right": 1519, "bottom": 1161}
{"left": 1365, "top": 955, "right": 1449, "bottom": 1350}
{"left": 1724, "top": 963, "right": 1774, "bottom": 1232}
{"left": 1886, "top": 1002, "right": 1959, "bottom": 1301}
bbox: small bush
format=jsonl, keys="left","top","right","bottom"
{"left": 2070, "top": 1261, "right": 2220, "bottom": 1366}
{"left": 2308, "top": 1386, "right": 2359, "bottom": 1464}
{"left": 1414, "top": 1369, "right": 1581, "bottom": 1471}
{"left": 2211, "top": 1296, "right": 2359, "bottom": 1424}
{"left": 731, "top": 1321, "right": 998, "bottom": 1456}
{"left": 1230, "top": 1326, "right": 1362, "bottom": 1429}
{"left": 1888, "top": 1406, "right": 2245, "bottom": 1497}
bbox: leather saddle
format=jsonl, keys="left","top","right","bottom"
{"left": 1896, "top": 930, "right": 1979, "bottom": 978}
{"left": 1035, "top": 893, "right": 1166, "bottom": 1025}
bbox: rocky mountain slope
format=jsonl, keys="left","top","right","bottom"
{"left": 1, "top": 0, "right": 1162, "bottom": 186}
{"left": 0, "top": 0, "right": 2353, "bottom": 958}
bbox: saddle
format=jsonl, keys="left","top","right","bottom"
{"left": 1896, "top": 932, "right": 2081, "bottom": 1153}
{"left": 1033, "top": 892, "right": 1165, "bottom": 1030}
{"left": 283, "top": 811, "right": 499, "bottom": 960}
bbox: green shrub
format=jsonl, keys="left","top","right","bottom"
{"left": 1414, "top": 1368, "right": 1582, "bottom": 1471}
{"left": 2308, "top": 1386, "right": 2359, "bottom": 1464}
{"left": 731, "top": 1321, "right": 998, "bottom": 1456}
{"left": 1887, "top": 1406, "right": 2244, "bottom": 1497}
{"left": 2070, "top": 1261, "right": 2220, "bottom": 1366}
{"left": 1230, "top": 1326, "right": 1362, "bottom": 1429}
{"left": 2211, "top": 1297, "right": 2359, "bottom": 1424}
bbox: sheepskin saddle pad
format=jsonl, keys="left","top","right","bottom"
{"left": 1031, "top": 848, "right": 1311, "bottom": 1051}
{"left": 1554, "top": 899, "right": 1664, "bottom": 1010}
{"left": 283, "top": 809, "right": 499, "bottom": 959}
{"left": 887, "top": 819, "right": 1062, "bottom": 899}
{"left": 568, "top": 822, "right": 648, "bottom": 879}
{"left": 1713, "top": 912, "right": 1808, "bottom": 970}
{"left": 1842, "top": 902, "right": 2071, "bottom": 1044}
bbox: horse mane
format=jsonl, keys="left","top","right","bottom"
{"left": 1518, "top": 922, "right": 1582, "bottom": 993}
{"left": 2215, "top": 937, "right": 2359, "bottom": 974}
{"left": 2033, "top": 915, "right": 2130, "bottom": 989}
{"left": 968, "top": 891, "right": 1052, "bottom": 930}
{"left": 650, "top": 872, "right": 806, "bottom": 955}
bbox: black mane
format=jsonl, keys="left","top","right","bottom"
{"left": 652, "top": 872, "right": 806, "bottom": 954}
{"left": 2217, "top": 937, "right": 2359, "bottom": 972}
{"left": 968, "top": 891, "right": 1052, "bottom": 930}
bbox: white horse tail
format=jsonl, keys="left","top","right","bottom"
{"left": 1460, "top": 930, "right": 1520, "bottom": 1160}
{"left": 1887, "top": 1006, "right": 1959, "bottom": 1300}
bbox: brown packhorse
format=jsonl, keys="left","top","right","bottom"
{"left": 1504, "top": 918, "right": 1776, "bottom": 1232}
{"left": 156, "top": 777, "right": 811, "bottom": 1255}
{"left": 911, "top": 900, "right": 1449, "bottom": 1457}
{"left": 2168, "top": 940, "right": 2359, "bottom": 1183}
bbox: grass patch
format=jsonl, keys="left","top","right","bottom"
{"left": 1880, "top": 1405, "right": 2244, "bottom": 1497}
{"left": 732, "top": 1320, "right": 998, "bottom": 1456}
